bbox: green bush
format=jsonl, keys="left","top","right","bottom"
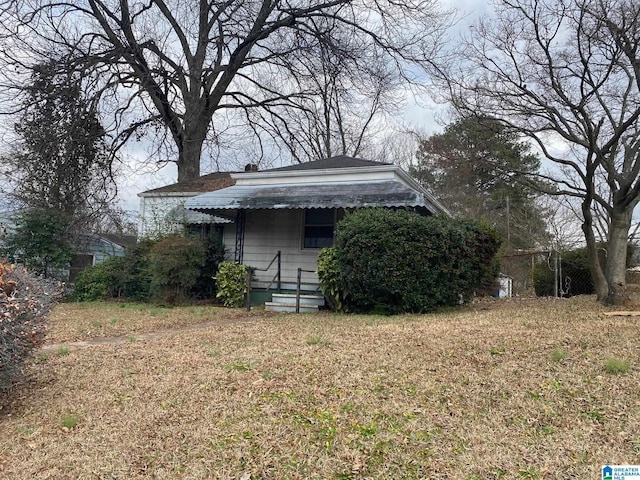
{"left": 1, "top": 208, "right": 73, "bottom": 278}
{"left": 147, "top": 234, "right": 207, "bottom": 304}
{"left": 72, "top": 239, "right": 154, "bottom": 302}
{"left": 72, "top": 234, "right": 225, "bottom": 304}
{"left": 215, "top": 262, "right": 248, "bottom": 308}
{"left": 317, "top": 247, "right": 345, "bottom": 312}
{"left": 318, "top": 209, "right": 501, "bottom": 314}
{"left": 119, "top": 239, "right": 154, "bottom": 301}
{"left": 72, "top": 256, "right": 128, "bottom": 301}
{"left": 192, "top": 234, "right": 226, "bottom": 299}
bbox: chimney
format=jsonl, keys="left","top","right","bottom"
{"left": 244, "top": 163, "right": 258, "bottom": 172}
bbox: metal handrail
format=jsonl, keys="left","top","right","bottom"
{"left": 245, "top": 251, "right": 281, "bottom": 311}
{"left": 296, "top": 267, "right": 317, "bottom": 313}
{"left": 250, "top": 250, "right": 282, "bottom": 290}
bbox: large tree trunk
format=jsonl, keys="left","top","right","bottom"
{"left": 176, "top": 131, "right": 205, "bottom": 183}
{"left": 582, "top": 198, "right": 608, "bottom": 301}
{"left": 605, "top": 208, "right": 632, "bottom": 306}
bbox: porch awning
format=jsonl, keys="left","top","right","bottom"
{"left": 185, "top": 180, "right": 437, "bottom": 219}
{"left": 166, "top": 205, "right": 233, "bottom": 224}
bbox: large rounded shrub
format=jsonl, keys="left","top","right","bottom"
{"left": 147, "top": 234, "right": 207, "bottom": 304}
{"left": 318, "top": 209, "right": 501, "bottom": 314}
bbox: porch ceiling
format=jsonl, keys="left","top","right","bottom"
{"left": 184, "top": 180, "right": 437, "bottom": 219}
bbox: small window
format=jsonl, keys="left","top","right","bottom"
{"left": 303, "top": 209, "right": 335, "bottom": 249}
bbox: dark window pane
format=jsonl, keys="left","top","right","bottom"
{"left": 305, "top": 208, "right": 335, "bottom": 225}
{"left": 303, "top": 226, "right": 334, "bottom": 248}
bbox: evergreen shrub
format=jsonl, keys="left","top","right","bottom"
{"left": 215, "top": 262, "right": 248, "bottom": 308}
{"left": 72, "top": 239, "right": 154, "bottom": 302}
{"left": 72, "top": 234, "right": 225, "bottom": 304}
{"left": 318, "top": 209, "right": 501, "bottom": 314}
{"left": 147, "top": 234, "right": 207, "bottom": 304}
{"left": 72, "top": 256, "right": 128, "bottom": 301}
{"left": 192, "top": 234, "right": 226, "bottom": 299}
{"left": 2, "top": 208, "right": 73, "bottom": 278}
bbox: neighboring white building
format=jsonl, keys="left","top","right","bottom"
{"left": 138, "top": 171, "right": 235, "bottom": 239}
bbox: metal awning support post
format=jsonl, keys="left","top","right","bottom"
{"left": 277, "top": 251, "right": 281, "bottom": 292}
{"left": 234, "top": 209, "right": 245, "bottom": 263}
{"left": 296, "top": 268, "right": 302, "bottom": 314}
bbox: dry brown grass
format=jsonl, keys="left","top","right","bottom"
{"left": 1, "top": 297, "right": 639, "bottom": 479}
{"left": 43, "top": 302, "right": 250, "bottom": 344}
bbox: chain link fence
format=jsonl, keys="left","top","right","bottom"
{"left": 498, "top": 249, "right": 594, "bottom": 298}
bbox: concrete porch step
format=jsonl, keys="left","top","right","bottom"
{"left": 264, "top": 302, "right": 320, "bottom": 313}
{"left": 265, "top": 293, "right": 325, "bottom": 313}
{"left": 271, "top": 293, "right": 325, "bottom": 307}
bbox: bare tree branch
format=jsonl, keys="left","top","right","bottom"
{"left": 433, "top": 0, "right": 640, "bottom": 305}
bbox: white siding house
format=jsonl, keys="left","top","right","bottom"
{"left": 185, "top": 156, "right": 448, "bottom": 292}
{"left": 220, "top": 209, "right": 325, "bottom": 288}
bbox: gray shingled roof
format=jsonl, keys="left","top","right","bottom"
{"left": 266, "top": 155, "right": 390, "bottom": 172}
{"left": 139, "top": 157, "right": 390, "bottom": 195}
{"left": 140, "top": 172, "right": 236, "bottom": 195}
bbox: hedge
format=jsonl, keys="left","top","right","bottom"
{"left": 318, "top": 209, "right": 500, "bottom": 314}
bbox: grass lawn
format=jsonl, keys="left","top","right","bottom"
{"left": 1, "top": 297, "right": 639, "bottom": 479}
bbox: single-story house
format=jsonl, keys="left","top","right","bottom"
{"left": 173, "top": 156, "right": 447, "bottom": 307}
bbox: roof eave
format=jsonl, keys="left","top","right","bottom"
{"left": 231, "top": 164, "right": 399, "bottom": 181}
{"left": 394, "top": 168, "right": 451, "bottom": 216}
{"left": 138, "top": 191, "right": 202, "bottom": 198}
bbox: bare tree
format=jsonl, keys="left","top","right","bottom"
{"left": 247, "top": 20, "right": 401, "bottom": 163}
{"left": 435, "top": 0, "right": 640, "bottom": 305}
{"left": 0, "top": 1, "right": 451, "bottom": 181}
